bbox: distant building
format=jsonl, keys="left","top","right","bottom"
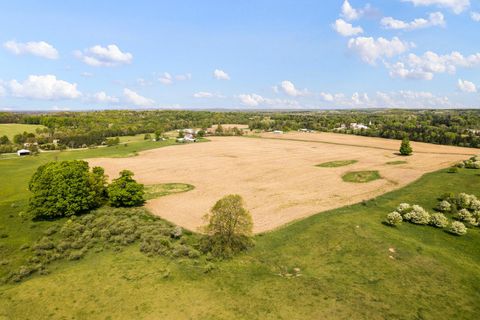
{"left": 17, "top": 149, "right": 31, "bottom": 156}
{"left": 273, "top": 130, "right": 284, "bottom": 134}
{"left": 298, "top": 128, "right": 314, "bottom": 133}
{"left": 350, "top": 123, "right": 369, "bottom": 130}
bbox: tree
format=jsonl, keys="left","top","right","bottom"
{"left": 144, "top": 133, "right": 151, "bottom": 140}
{"left": 28, "top": 160, "right": 107, "bottom": 218}
{"left": 107, "top": 170, "right": 145, "bottom": 207}
{"left": 429, "top": 213, "right": 449, "bottom": 228}
{"left": 154, "top": 128, "right": 164, "bottom": 141}
{"left": 0, "top": 135, "right": 10, "bottom": 145}
{"left": 202, "top": 194, "right": 253, "bottom": 257}
{"left": 399, "top": 137, "right": 413, "bottom": 156}
{"left": 449, "top": 221, "right": 467, "bottom": 236}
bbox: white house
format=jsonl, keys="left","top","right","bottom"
{"left": 273, "top": 130, "right": 284, "bottom": 134}
{"left": 17, "top": 149, "right": 31, "bottom": 156}
{"left": 350, "top": 123, "right": 369, "bottom": 130}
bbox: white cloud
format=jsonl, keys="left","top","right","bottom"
{"left": 387, "top": 51, "right": 480, "bottom": 80}
{"left": 158, "top": 72, "right": 173, "bottom": 85}
{"left": 402, "top": 0, "right": 470, "bottom": 14}
{"left": 3, "top": 40, "right": 59, "bottom": 59}
{"left": 352, "top": 92, "right": 370, "bottom": 104}
{"left": 213, "top": 69, "right": 230, "bottom": 80}
{"left": 341, "top": 0, "right": 360, "bottom": 21}
{"left": 381, "top": 12, "right": 445, "bottom": 31}
{"left": 320, "top": 92, "right": 334, "bottom": 101}
{"left": 8, "top": 75, "right": 81, "bottom": 100}
{"left": 471, "top": 11, "right": 480, "bottom": 21}
{"left": 237, "top": 93, "right": 300, "bottom": 108}
{"left": 92, "top": 91, "right": 119, "bottom": 103}
{"left": 332, "top": 19, "right": 364, "bottom": 36}
{"left": 457, "top": 79, "right": 477, "bottom": 93}
{"left": 280, "top": 80, "right": 308, "bottom": 97}
{"left": 136, "top": 78, "right": 152, "bottom": 87}
{"left": 175, "top": 73, "right": 192, "bottom": 81}
{"left": 80, "top": 72, "right": 94, "bottom": 78}
{"left": 123, "top": 88, "right": 154, "bottom": 106}
{"left": 348, "top": 37, "right": 413, "bottom": 65}
{"left": 75, "top": 44, "right": 132, "bottom": 67}
{"left": 193, "top": 91, "right": 223, "bottom": 98}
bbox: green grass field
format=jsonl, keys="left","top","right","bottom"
{"left": 0, "top": 137, "right": 479, "bottom": 319}
{"left": 342, "top": 170, "right": 381, "bottom": 183}
{"left": 316, "top": 160, "right": 358, "bottom": 168}
{"left": 0, "top": 124, "right": 46, "bottom": 140}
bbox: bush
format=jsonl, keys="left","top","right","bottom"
{"left": 399, "top": 137, "right": 412, "bottom": 156}
{"left": 28, "top": 160, "right": 107, "bottom": 218}
{"left": 407, "top": 205, "right": 430, "bottom": 225}
{"left": 449, "top": 221, "right": 467, "bottom": 236}
{"left": 107, "top": 170, "right": 145, "bottom": 207}
{"left": 396, "top": 203, "right": 412, "bottom": 215}
{"left": 436, "top": 200, "right": 452, "bottom": 212}
{"left": 447, "top": 167, "right": 459, "bottom": 173}
{"left": 429, "top": 213, "right": 449, "bottom": 228}
{"left": 456, "top": 209, "right": 477, "bottom": 225}
{"left": 385, "top": 211, "right": 403, "bottom": 226}
{"left": 202, "top": 194, "right": 254, "bottom": 258}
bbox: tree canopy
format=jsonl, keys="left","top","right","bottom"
{"left": 107, "top": 170, "right": 145, "bottom": 207}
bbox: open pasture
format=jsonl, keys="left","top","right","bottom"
{"left": 89, "top": 133, "right": 477, "bottom": 233}
{"left": 0, "top": 124, "right": 46, "bottom": 139}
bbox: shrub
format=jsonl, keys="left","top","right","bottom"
{"left": 107, "top": 170, "right": 145, "bottom": 207}
{"left": 436, "top": 200, "right": 452, "bottom": 212}
{"left": 456, "top": 209, "right": 477, "bottom": 225}
{"left": 429, "top": 213, "right": 449, "bottom": 228}
{"left": 399, "top": 137, "right": 412, "bottom": 156}
{"left": 396, "top": 203, "right": 412, "bottom": 216}
{"left": 408, "top": 205, "right": 431, "bottom": 225}
{"left": 385, "top": 211, "right": 403, "bottom": 226}
{"left": 202, "top": 194, "right": 254, "bottom": 258}
{"left": 447, "top": 167, "right": 459, "bottom": 173}
{"left": 456, "top": 193, "right": 477, "bottom": 210}
{"left": 28, "top": 160, "right": 107, "bottom": 218}
{"left": 449, "top": 221, "right": 467, "bottom": 236}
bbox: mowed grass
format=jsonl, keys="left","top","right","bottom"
{"left": 0, "top": 139, "right": 480, "bottom": 319}
{"left": 144, "top": 183, "right": 194, "bottom": 200}
{"left": 0, "top": 124, "right": 46, "bottom": 139}
{"left": 342, "top": 170, "right": 381, "bottom": 183}
{"left": 316, "top": 160, "right": 358, "bottom": 167}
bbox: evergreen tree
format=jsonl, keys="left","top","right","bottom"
{"left": 400, "top": 137, "right": 413, "bottom": 156}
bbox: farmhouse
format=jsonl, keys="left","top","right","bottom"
{"left": 273, "top": 130, "right": 284, "bottom": 134}
{"left": 17, "top": 149, "right": 31, "bottom": 156}
{"left": 350, "top": 123, "right": 369, "bottom": 130}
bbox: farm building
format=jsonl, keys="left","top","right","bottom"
{"left": 273, "top": 130, "right": 284, "bottom": 134}
{"left": 17, "top": 149, "right": 31, "bottom": 156}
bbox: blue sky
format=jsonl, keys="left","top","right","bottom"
{"left": 0, "top": 0, "right": 479, "bottom": 110}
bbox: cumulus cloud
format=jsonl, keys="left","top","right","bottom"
{"left": 0, "top": 83, "right": 5, "bottom": 97}
{"left": 320, "top": 92, "right": 334, "bottom": 101}
{"left": 471, "top": 11, "right": 480, "bottom": 21}
{"left": 92, "top": 91, "right": 119, "bottom": 103}
{"left": 158, "top": 72, "right": 173, "bottom": 85}
{"left": 237, "top": 93, "right": 300, "bottom": 108}
{"left": 213, "top": 69, "right": 230, "bottom": 80}
{"left": 279, "top": 80, "right": 308, "bottom": 97}
{"left": 348, "top": 37, "right": 413, "bottom": 65}
{"left": 75, "top": 44, "right": 133, "bottom": 67}
{"left": 193, "top": 91, "right": 223, "bottom": 98}
{"left": 80, "top": 72, "right": 94, "bottom": 78}
{"left": 457, "top": 79, "right": 477, "bottom": 93}
{"left": 402, "top": 0, "right": 470, "bottom": 14}
{"left": 3, "top": 40, "right": 59, "bottom": 59}
{"left": 340, "top": 0, "right": 377, "bottom": 21}
{"left": 332, "top": 19, "right": 364, "bottom": 36}
{"left": 175, "top": 73, "right": 192, "bottom": 81}
{"left": 8, "top": 75, "right": 81, "bottom": 100}
{"left": 387, "top": 51, "right": 480, "bottom": 80}
{"left": 123, "top": 88, "right": 154, "bottom": 106}
{"left": 381, "top": 12, "right": 445, "bottom": 31}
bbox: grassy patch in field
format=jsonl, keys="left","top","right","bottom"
{"left": 316, "top": 160, "right": 358, "bottom": 167}
{"left": 342, "top": 170, "right": 381, "bottom": 183}
{"left": 144, "top": 183, "right": 194, "bottom": 200}
{"left": 0, "top": 124, "right": 46, "bottom": 140}
{"left": 386, "top": 160, "right": 408, "bottom": 165}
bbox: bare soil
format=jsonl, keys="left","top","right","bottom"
{"left": 89, "top": 133, "right": 478, "bottom": 233}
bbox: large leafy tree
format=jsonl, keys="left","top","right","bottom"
{"left": 202, "top": 194, "right": 253, "bottom": 257}
{"left": 28, "top": 160, "right": 107, "bottom": 218}
{"left": 107, "top": 170, "right": 145, "bottom": 207}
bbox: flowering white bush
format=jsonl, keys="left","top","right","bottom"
{"left": 396, "top": 203, "right": 411, "bottom": 215}
{"left": 436, "top": 200, "right": 451, "bottom": 212}
{"left": 429, "top": 213, "right": 449, "bottom": 228}
{"left": 470, "top": 199, "right": 480, "bottom": 212}
{"left": 409, "top": 205, "right": 430, "bottom": 225}
{"left": 385, "top": 211, "right": 403, "bottom": 226}
{"left": 457, "top": 209, "right": 476, "bottom": 225}
{"left": 456, "top": 193, "right": 476, "bottom": 210}
{"left": 449, "top": 221, "right": 467, "bottom": 236}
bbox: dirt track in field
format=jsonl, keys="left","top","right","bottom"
{"left": 88, "top": 133, "right": 478, "bottom": 233}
